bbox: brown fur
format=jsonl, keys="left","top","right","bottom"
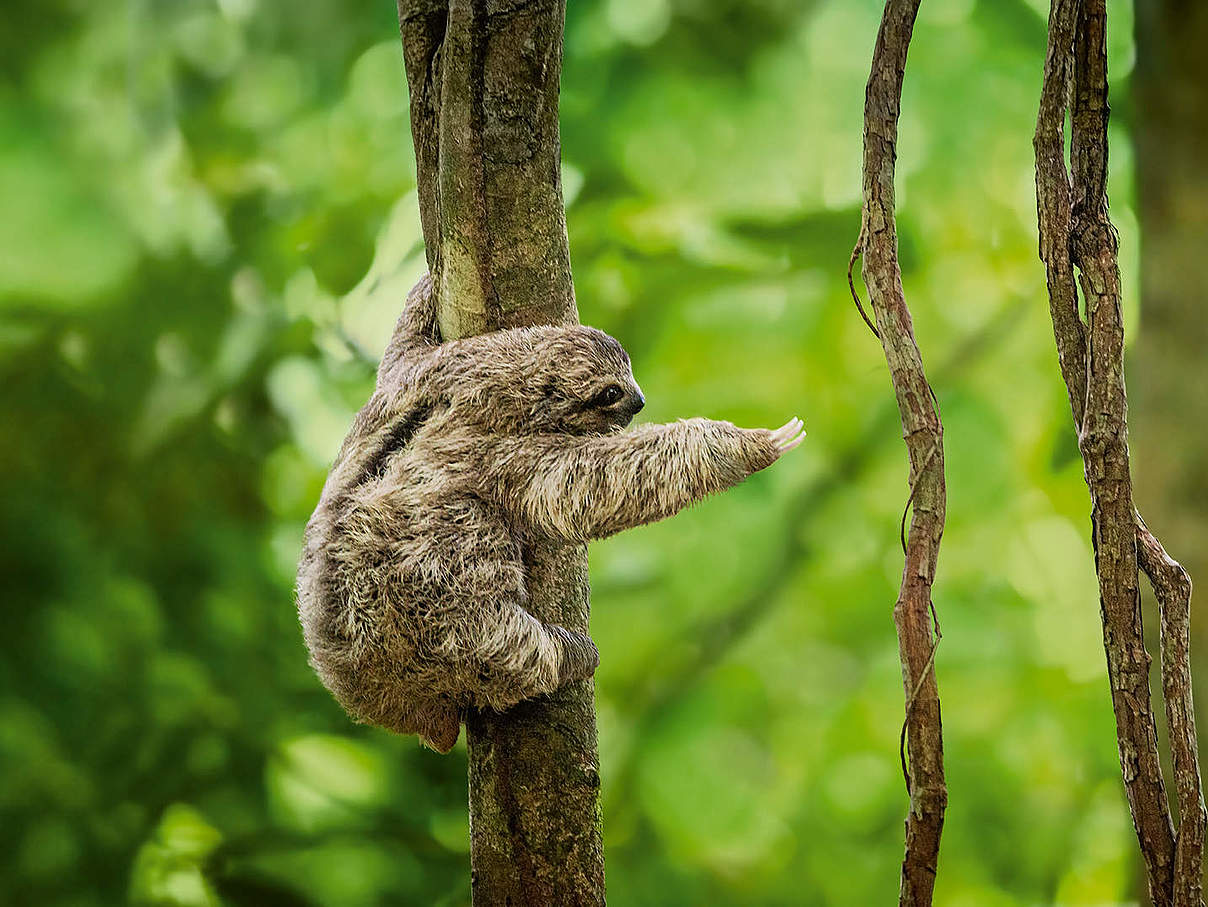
{"left": 296, "top": 275, "right": 799, "bottom": 751}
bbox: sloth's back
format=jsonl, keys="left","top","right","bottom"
{"left": 297, "top": 446, "right": 526, "bottom": 729}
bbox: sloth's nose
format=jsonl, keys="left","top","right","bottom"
{"left": 630, "top": 392, "right": 645, "bottom": 414}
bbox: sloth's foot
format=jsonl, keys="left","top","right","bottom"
{"left": 549, "top": 625, "right": 600, "bottom": 684}
{"left": 416, "top": 705, "right": 461, "bottom": 753}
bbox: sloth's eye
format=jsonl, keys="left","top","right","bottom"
{"left": 590, "top": 384, "right": 625, "bottom": 408}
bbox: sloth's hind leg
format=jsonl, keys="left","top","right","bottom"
{"left": 411, "top": 703, "right": 461, "bottom": 753}
{"left": 469, "top": 602, "right": 599, "bottom": 712}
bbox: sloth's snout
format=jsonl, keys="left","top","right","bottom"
{"left": 629, "top": 391, "right": 645, "bottom": 415}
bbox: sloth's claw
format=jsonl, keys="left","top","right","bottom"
{"left": 769, "top": 417, "right": 806, "bottom": 454}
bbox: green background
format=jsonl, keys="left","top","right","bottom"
{"left": 0, "top": 0, "right": 1177, "bottom": 903}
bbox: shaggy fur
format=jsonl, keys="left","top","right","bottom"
{"left": 297, "top": 275, "right": 802, "bottom": 751}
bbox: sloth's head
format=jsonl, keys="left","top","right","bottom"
{"left": 460, "top": 325, "right": 645, "bottom": 435}
{"left": 537, "top": 326, "right": 645, "bottom": 435}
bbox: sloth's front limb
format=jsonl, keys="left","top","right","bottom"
{"left": 466, "top": 602, "right": 599, "bottom": 711}
{"left": 378, "top": 273, "right": 440, "bottom": 384}
{"left": 480, "top": 417, "right": 804, "bottom": 543}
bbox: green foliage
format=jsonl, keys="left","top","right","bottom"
{"left": 0, "top": 0, "right": 1152, "bottom": 903}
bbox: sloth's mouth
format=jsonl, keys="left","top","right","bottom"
{"left": 582, "top": 418, "right": 629, "bottom": 437}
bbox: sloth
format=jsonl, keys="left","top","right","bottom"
{"left": 297, "top": 275, "right": 804, "bottom": 752}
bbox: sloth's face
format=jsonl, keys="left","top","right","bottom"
{"left": 537, "top": 327, "right": 645, "bottom": 435}
{"left": 561, "top": 372, "right": 646, "bottom": 435}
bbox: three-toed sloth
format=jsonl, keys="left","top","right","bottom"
{"left": 297, "top": 275, "right": 804, "bottom": 752}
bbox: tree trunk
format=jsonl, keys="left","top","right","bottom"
{"left": 396, "top": 1, "right": 605, "bottom": 903}
{"left": 1034, "top": 1, "right": 1204, "bottom": 903}
{"left": 854, "top": 2, "right": 948, "bottom": 903}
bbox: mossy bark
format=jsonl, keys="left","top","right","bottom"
{"left": 397, "top": 1, "right": 605, "bottom": 902}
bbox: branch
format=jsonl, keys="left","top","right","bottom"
{"left": 1034, "top": 1, "right": 1203, "bottom": 904}
{"left": 1032, "top": 0, "right": 1087, "bottom": 426}
{"left": 855, "top": 2, "right": 948, "bottom": 903}
{"left": 1137, "top": 517, "right": 1206, "bottom": 907}
{"left": 397, "top": 1, "right": 604, "bottom": 903}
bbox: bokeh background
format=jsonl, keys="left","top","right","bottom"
{"left": 4, "top": 0, "right": 1206, "bottom": 903}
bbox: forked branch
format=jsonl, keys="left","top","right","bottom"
{"left": 1034, "top": 1, "right": 1204, "bottom": 904}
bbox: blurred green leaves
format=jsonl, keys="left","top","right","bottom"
{"left": 130, "top": 805, "right": 224, "bottom": 907}
{"left": 267, "top": 735, "right": 390, "bottom": 833}
{"left": 0, "top": 0, "right": 1155, "bottom": 904}
{"left": 0, "top": 115, "right": 139, "bottom": 306}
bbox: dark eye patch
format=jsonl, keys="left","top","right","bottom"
{"left": 588, "top": 385, "right": 624, "bottom": 408}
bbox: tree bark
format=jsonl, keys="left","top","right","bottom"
{"left": 854, "top": 2, "right": 948, "bottom": 903}
{"left": 1034, "top": 1, "right": 1204, "bottom": 903}
{"left": 397, "top": 1, "right": 605, "bottom": 903}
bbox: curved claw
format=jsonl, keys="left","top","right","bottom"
{"left": 770, "top": 417, "right": 806, "bottom": 453}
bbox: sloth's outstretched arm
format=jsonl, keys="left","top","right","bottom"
{"left": 478, "top": 418, "right": 804, "bottom": 544}
{"left": 378, "top": 273, "right": 440, "bottom": 384}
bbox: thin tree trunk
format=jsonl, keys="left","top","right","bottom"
{"left": 853, "top": 2, "right": 948, "bottom": 903}
{"left": 1034, "top": 1, "right": 1204, "bottom": 904}
{"left": 396, "top": 1, "right": 605, "bottom": 903}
